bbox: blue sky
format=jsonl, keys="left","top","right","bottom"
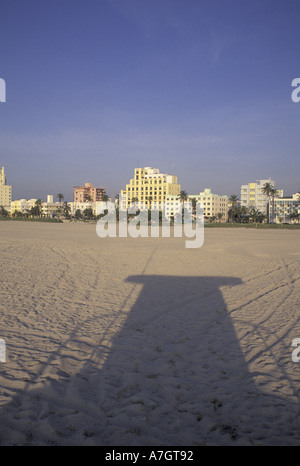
{"left": 0, "top": 0, "right": 300, "bottom": 201}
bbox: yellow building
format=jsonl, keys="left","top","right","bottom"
{"left": 11, "top": 199, "right": 31, "bottom": 214}
{"left": 0, "top": 166, "right": 12, "bottom": 211}
{"left": 121, "top": 167, "right": 181, "bottom": 210}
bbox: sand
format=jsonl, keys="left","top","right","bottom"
{"left": 0, "top": 221, "right": 299, "bottom": 446}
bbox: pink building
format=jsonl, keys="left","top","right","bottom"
{"left": 73, "top": 182, "right": 106, "bottom": 203}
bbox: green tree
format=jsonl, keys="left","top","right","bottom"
{"left": 249, "top": 208, "right": 266, "bottom": 225}
{"left": 83, "top": 207, "right": 94, "bottom": 220}
{"left": 55, "top": 207, "right": 62, "bottom": 219}
{"left": 75, "top": 209, "right": 82, "bottom": 219}
{"left": 249, "top": 208, "right": 260, "bottom": 226}
{"left": 229, "top": 194, "right": 239, "bottom": 208}
{"left": 228, "top": 195, "right": 239, "bottom": 222}
{"left": 84, "top": 193, "right": 93, "bottom": 203}
{"left": 177, "top": 191, "right": 189, "bottom": 222}
{"left": 35, "top": 199, "right": 43, "bottom": 217}
{"left": 289, "top": 212, "right": 300, "bottom": 224}
{"left": 240, "top": 205, "right": 249, "bottom": 222}
{"left": 130, "top": 197, "right": 139, "bottom": 205}
{"left": 63, "top": 201, "right": 71, "bottom": 219}
{"left": 217, "top": 212, "right": 223, "bottom": 223}
{"left": 11, "top": 210, "right": 23, "bottom": 218}
{"left": 179, "top": 190, "right": 188, "bottom": 205}
{"left": 57, "top": 193, "right": 64, "bottom": 205}
{"left": 262, "top": 182, "right": 277, "bottom": 223}
{"left": 0, "top": 206, "right": 9, "bottom": 217}
{"left": 191, "top": 197, "right": 197, "bottom": 217}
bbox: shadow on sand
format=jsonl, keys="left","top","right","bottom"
{"left": 1, "top": 274, "right": 300, "bottom": 445}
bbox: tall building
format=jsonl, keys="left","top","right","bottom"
{"left": 120, "top": 167, "right": 181, "bottom": 210}
{"left": 240, "top": 178, "right": 281, "bottom": 217}
{"left": 73, "top": 182, "right": 106, "bottom": 203}
{"left": 192, "top": 189, "right": 228, "bottom": 222}
{"left": 164, "top": 188, "right": 228, "bottom": 222}
{"left": 0, "top": 166, "right": 12, "bottom": 211}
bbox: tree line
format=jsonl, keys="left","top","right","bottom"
{"left": 3, "top": 183, "right": 300, "bottom": 223}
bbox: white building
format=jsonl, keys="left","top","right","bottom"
{"left": 11, "top": 198, "right": 36, "bottom": 215}
{"left": 272, "top": 193, "right": 300, "bottom": 223}
{"left": 240, "top": 178, "right": 283, "bottom": 217}
{"left": 164, "top": 194, "right": 184, "bottom": 219}
{"left": 164, "top": 189, "right": 228, "bottom": 222}
{"left": 11, "top": 195, "right": 70, "bottom": 218}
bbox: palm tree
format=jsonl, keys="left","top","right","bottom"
{"left": 233, "top": 205, "right": 242, "bottom": 222}
{"left": 35, "top": 199, "right": 43, "bottom": 217}
{"left": 12, "top": 210, "right": 22, "bottom": 218}
{"left": 262, "top": 182, "right": 276, "bottom": 223}
{"left": 228, "top": 195, "right": 239, "bottom": 222}
{"left": 229, "top": 194, "right": 239, "bottom": 207}
{"left": 249, "top": 208, "right": 261, "bottom": 226}
{"left": 84, "top": 194, "right": 93, "bottom": 203}
{"left": 130, "top": 197, "right": 139, "bottom": 205}
{"left": 179, "top": 190, "right": 188, "bottom": 205}
{"left": 29, "top": 201, "right": 42, "bottom": 218}
{"left": 75, "top": 209, "right": 82, "bottom": 220}
{"left": 217, "top": 212, "right": 223, "bottom": 223}
{"left": 127, "top": 197, "right": 139, "bottom": 220}
{"left": 240, "top": 205, "right": 249, "bottom": 222}
{"left": 0, "top": 206, "right": 9, "bottom": 217}
{"left": 63, "top": 201, "right": 71, "bottom": 219}
{"left": 191, "top": 197, "right": 197, "bottom": 218}
{"left": 83, "top": 207, "right": 94, "bottom": 220}
{"left": 147, "top": 196, "right": 153, "bottom": 210}
{"left": 289, "top": 212, "right": 300, "bottom": 224}
{"left": 177, "top": 190, "right": 188, "bottom": 222}
{"left": 57, "top": 193, "right": 64, "bottom": 206}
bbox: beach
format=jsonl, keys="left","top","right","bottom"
{"left": 0, "top": 221, "right": 299, "bottom": 445}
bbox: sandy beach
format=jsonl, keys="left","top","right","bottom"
{"left": 0, "top": 221, "right": 300, "bottom": 445}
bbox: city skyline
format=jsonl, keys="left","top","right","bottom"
{"left": 1, "top": 0, "right": 300, "bottom": 200}
{"left": 4, "top": 164, "right": 298, "bottom": 204}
